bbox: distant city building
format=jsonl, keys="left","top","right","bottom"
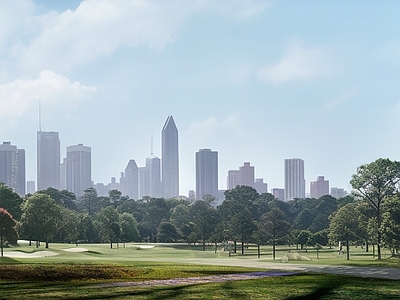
{"left": 330, "top": 187, "right": 348, "bottom": 199}
{"left": 227, "top": 162, "right": 259, "bottom": 190}
{"left": 60, "top": 158, "right": 67, "bottom": 190}
{"left": 161, "top": 116, "right": 179, "bottom": 198}
{"left": 227, "top": 170, "right": 241, "bottom": 190}
{"left": 66, "top": 144, "right": 91, "bottom": 198}
{"left": 138, "top": 166, "right": 150, "bottom": 199}
{"left": 254, "top": 178, "right": 268, "bottom": 194}
{"left": 0, "top": 141, "right": 25, "bottom": 195}
{"left": 107, "top": 177, "right": 119, "bottom": 191}
{"left": 284, "top": 158, "right": 305, "bottom": 200}
{"left": 196, "top": 149, "right": 218, "bottom": 200}
{"left": 121, "top": 159, "right": 138, "bottom": 200}
{"left": 37, "top": 131, "right": 60, "bottom": 190}
{"left": 310, "top": 176, "right": 329, "bottom": 199}
{"left": 188, "top": 190, "right": 196, "bottom": 201}
{"left": 239, "top": 162, "right": 255, "bottom": 187}
{"left": 26, "top": 181, "right": 35, "bottom": 194}
{"left": 94, "top": 183, "right": 106, "bottom": 197}
{"left": 146, "top": 155, "right": 161, "bottom": 197}
{"left": 272, "top": 188, "right": 285, "bottom": 200}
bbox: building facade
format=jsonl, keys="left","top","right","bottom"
{"left": 37, "top": 131, "right": 60, "bottom": 190}
{"left": 284, "top": 158, "right": 305, "bottom": 201}
{"left": 272, "top": 188, "right": 285, "bottom": 201}
{"left": 121, "top": 159, "right": 139, "bottom": 200}
{"left": 66, "top": 144, "right": 91, "bottom": 198}
{"left": 196, "top": 149, "right": 218, "bottom": 200}
{"left": 227, "top": 169, "right": 241, "bottom": 190}
{"left": 0, "top": 141, "right": 25, "bottom": 195}
{"left": 310, "top": 176, "right": 329, "bottom": 199}
{"left": 161, "top": 116, "right": 179, "bottom": 198}
{"left": 239, "top": 162, "right": 255, "bottom": 187}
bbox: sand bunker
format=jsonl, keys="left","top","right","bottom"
{"left": 134, "top": 245, "right": 155, "bottom": 250}
{"left": 3, "top": 251, "right": 58, "bottom": 258}
{"left": 63, "top": 247, "right": 89, "bottom": 253}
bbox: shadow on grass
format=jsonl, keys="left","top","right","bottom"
{"left": 0, "top": 257, "right": 19, "bottom": 263}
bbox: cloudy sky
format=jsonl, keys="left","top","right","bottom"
{"left": 1, "top": 0, "right": 400, "bottom": 196}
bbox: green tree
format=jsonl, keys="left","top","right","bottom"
{"left": 157, "top": 221, "right": 181, "bottom": 242}
{"left": 19, "top": 194, "right": 62, "bottom": 248}
{"left": 328, "top": 203, "right": 361, "bottom": 260}
{"left": 256, "top": 207, "right": 291, "bottom": 260}
{"left": 37, "top": 187, "right": 77, "bottom": 210}
{"left": 350, "top": 158, "right": 400, "bottom": 260}
{"left": 80, "top": 187, "right": 98, "bottom": 216}
{"left": 189, "top": 200, "right": 217, "bottom": 250}
{"left": 381, "top": 196, "right": 400, "bottom": 255}
{"left": 119, "top": 213, "right": 139, "bottom": 243}
{"left": 0, "top": 183, "right": 23, "bottom": 220}
{"left": 96, "top": 206, "right": 120, "bottom": 248}
{"left": 297, "top": 230, "right": 312, "bottom": 250}
{"left": 0, "top": 208, "right": 18, "bottom": 257}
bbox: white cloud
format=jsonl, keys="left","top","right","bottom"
{"left": 325, "top": 89, "right": 358, "bottom": 110}
{"left": 0, "top": 0, "right": 268, "bottom": 73}
{"left": 257, "top": 39, "right": 334, "bottom": 84}
{"left": 0, "top": 70, "right": 96, "bottom": 119}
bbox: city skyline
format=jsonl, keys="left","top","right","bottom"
{"left": 1, "top": 1, "right": 399, "bottom": 195}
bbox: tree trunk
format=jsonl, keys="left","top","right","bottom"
{"left": 241, "top": 237, "right": 244, "bottom": 255}
{"left": 1, "top": 234, "right": 3, "bottom": 258}
{"left": 273, "top": 240, "right": 276, "bottom": 260}
{"left": 346, "top": 237, "right": 350, "bottom": 260}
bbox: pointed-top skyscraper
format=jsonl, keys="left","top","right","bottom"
{"left": 161, "top": 116, "right": 179, "bottom": 198}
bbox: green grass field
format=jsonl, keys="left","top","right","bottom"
{"left": 1, "top": 242, "right": 399, "bottom": 299}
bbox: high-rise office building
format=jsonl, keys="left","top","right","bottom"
{"left": 227, "top": 170, "right": 241, "bottom": 190}
{"left": 66, "top": 144, "right": 91, "bottom": 198}
{"left": 60, "top": 158, "right": 67, "bottom": 190}
{"left": 26, "top": 181, "right": 35, "bottom": 194}
{"left": 196, "top": 149, "right": 218, "bottom": 200}
{"left": 272, "top": 188, "right": 285, "bottom": 201}
{"left": 254, "top": 178, "right": 268, "bottom": 194}
{"left": 37, "top": 131, "right": 60, "bottom": 190}
{"left": 146, "top": 155, "right": 161, "bottom": 198}
{"left": 239, "top": 162, "right": 255, "bottom": 187}
{"left": 0, "top": 141, "right": 25, "bottom": 195}
{"left": 161, "top": 116, "right": 179, "bottom": 198}
{"left": 121, "top": 159, "right": 138, "bottom": 200}
{"left": 330, "top": 187, "right": 347, "bottom": 199}
{"left": 284, "top": 158, "right": 305, "bottom": 201}
{"left": 310, "top": 176, "right": 329, "bottom": 199}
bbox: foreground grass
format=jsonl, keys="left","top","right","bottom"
{"left": 0, "top": 269, "right": 399, "bottom": 299}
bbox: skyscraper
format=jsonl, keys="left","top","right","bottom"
{"left": 121, "top": 159, "right": 138, "bottom": 200}
{"left": 161, "top": 116, "right": 179, "bottom": 198}
{"left": 284, "top": 158, "right": 305, "bottom": 201}
{"left": 310, "top": 176, "right": 329, "bottom": 199}
{"left": 66, "top": 144, "right": 91, "bottom": 198}
{"left": 227, "top": 170, "right": 241, "bottom": 190}
{"left": 196, "top": 149, "right": 218, "bottom": 200}
{"left": 146, "top": 154, "right": 161, "bottom": 198}
{"left": 37, "top": 131, "right": 60, "bottom": 190}
{"left": 239, "top": 162, "right": 255, "bottom": 187}
{"left": 0, "top": 141, "right": 25, "bottom": 195}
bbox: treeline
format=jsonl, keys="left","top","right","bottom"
{"left": 0, "top": 158, "right": 400, "bottom": 260}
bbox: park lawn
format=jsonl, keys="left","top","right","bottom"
{"left": 0, "top": 271, "right": 399, "bottom": 299}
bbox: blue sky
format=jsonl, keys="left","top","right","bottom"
{"left": 1, "top": 0, "right": 400, "bottom": 196}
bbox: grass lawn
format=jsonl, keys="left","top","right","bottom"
{"left": 0, "top": 242, "right": 399, "bottom": 299}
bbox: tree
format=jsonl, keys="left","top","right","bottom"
{"left": 119, "top": 213, "right": 139, "bottom": 243}
{"left": 0, "top": 183, "right": 23, "bottom": 220}
{"left": 297, "top": 230, "right": 312, "bottom": 250}
{"left": 189, "top": 200, "right": 217, "bottom": 250}
{"left": 19, "top": 194, "right": 62, "bottom": 248}
{"left": 381, "top": 196, "right": 400, "bottom": 255}
{"left": 0, "top": 208, "right": 18, "bottom": 257}
{"left": 328, "top": 203, "right": 361, "bottom": 260}
{"left": 256, "top": 207, "right": 291, "bottom": 260}
{"left": 80, "top": 187, "right": 98, "bottom": 216}
{"left": 96, "top": 206, "right": 120, "bottom": 248}
{"left": 157, "top": 221, "right": 181, "bottom": 242}
{"left": 37, "top": 187, "right": 77, "bottom": 210}
{"left": 350, "top": 158, "right": 400, "bottom": 260}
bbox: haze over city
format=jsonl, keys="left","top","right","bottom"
{"left": 1, "top": 1, "right": 400, "bottom": 196}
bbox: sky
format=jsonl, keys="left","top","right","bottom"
{"left": 1, "top": 0, "right": 400, "bottom": 196}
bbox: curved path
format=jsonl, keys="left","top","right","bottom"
{"left": 138, "top": 257, "right": 400, "bottom": 280}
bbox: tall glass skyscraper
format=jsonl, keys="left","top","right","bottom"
{"left": 196, "top": 149, "right": 218, "bottom": 200}
{"left": 37, "top": 131, "right": 60, "bottom": 191}
{"left": 161, "top": 116, "right": 179, "bottom": 198}
{"left": 0, "top": 141, "right": 25, "bottom": 195}
{"left": 284, "top": 158, "right": 305, "bottom": 201}
{"left": 66, "top": 144, "right": 91, "bottom": 198}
